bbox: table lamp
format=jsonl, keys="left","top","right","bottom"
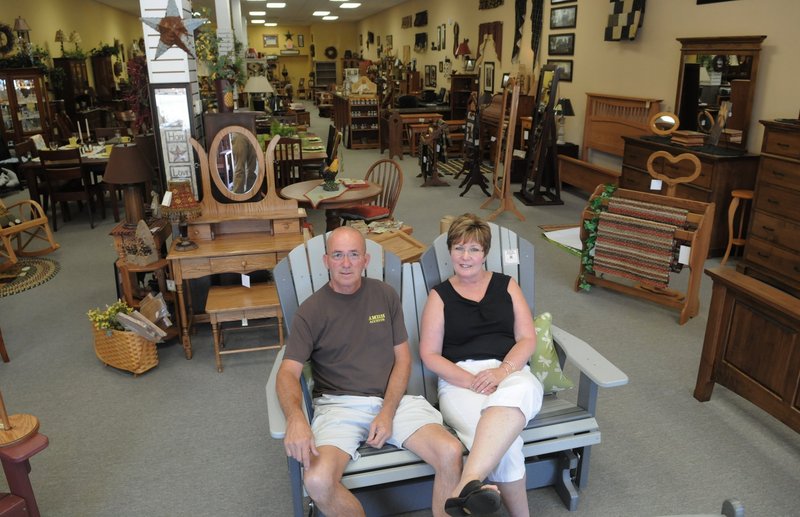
{"left": 244, "top": 75, "right": 274, "bottom": 112}
{"left": 102, "top": 143, "right": 152, "bottom": 228}
{"left": 555, "top": 98, "right": 575, "bottom": 145}
{"left": 13, "top": 17, "right": 31, "bottom": 44}
{"left": 162, "top": 181, "right": 201, "bottom": 252}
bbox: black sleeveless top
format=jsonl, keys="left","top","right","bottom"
{"left": 432, "top": 272, "right": 516, "bottom": 363}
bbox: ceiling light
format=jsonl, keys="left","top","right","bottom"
{"left": 323, "top": 16, "right": 339, "bottom": 20}
{"left": 249, "top": 11, "right": 266, "bottom": 16}
{"left": 250, "top": 19, "right": 265, "bottom": 24}
{"left": 266, "top": 2, "right": 286, "bottom": 7}
{"left": 313, "top": 11, "right": 330, "bottom": 16}
{"left": 264, "top": 22, "right": 278, "bottom": 26}
{"left": 340, "top": 3, "right": 361, "bottom": 7}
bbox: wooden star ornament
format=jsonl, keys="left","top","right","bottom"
{"left": 141, "top": 0, "right": 206, "bottom": 59}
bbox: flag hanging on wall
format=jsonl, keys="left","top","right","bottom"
{"left": 604, "top": 0, "right": 646, "bottom": 41}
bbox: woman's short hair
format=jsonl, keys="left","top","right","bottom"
{"left": 446, "top": 213, "right": 491, "bottom": 253}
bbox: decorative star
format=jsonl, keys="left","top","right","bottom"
{"left": 141, "top": 0, "right": 206, "bottom": 60}
{"left": 285, "top": 31, "right": 293, "bottom": 40}
{"left": 169, "top": 144, "right": 188, "bottom": 163}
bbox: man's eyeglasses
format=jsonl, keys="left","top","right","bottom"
{"left": 452, "top": 245, "right": 484, "bottom": 256}
{"left": 328, "top": 251, "right": 363, "bottom": 262}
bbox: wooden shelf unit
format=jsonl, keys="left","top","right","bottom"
{"left": 335, "top": 94, "right": 380, "bottom": 149}
{"left": 52, "top": 57, "right": 89, "bottom": 123}
{"left": 450, "top": 73, "right": 478, "bottom": 120}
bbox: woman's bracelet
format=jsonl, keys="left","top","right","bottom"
{"left": 501, "top": 360, "right": 516, "bottom": 375}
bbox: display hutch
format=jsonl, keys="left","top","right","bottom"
{"left": 312, "top": 61, "right": 337, "bottom": 102}
{"left": 333, "top": 94, "right": 380, "bottom": 149}
{"left": 450, "top": 73, "right": 477, "bottom": 120}
{"left": 90, "top": 55, "right": 116, "bottom": 102}
{"left": 52, "top": 57, "right": 89, "bottom": 122}
{"left": 0, "top": 68, "right": 52, "bottom": 144}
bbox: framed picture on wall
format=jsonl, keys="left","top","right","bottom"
{"left": 465, "top": 58, "right": 476, "bottom": 72}
{"left": 297, "top": 35, "right": 304, "bottom": 48}
{"left": 547, "top": 59, "right": 573, "bottom": 82}
{"left": 552, "top": 0, "right": 576, "bottom": 4}
{"left": 386, "top": 35, "right": 393, "bottom": 48}
{"left": 550, "top": 6, "right": 577, "bottom": 29}
{"left": 484, "top": 62, "right": 495, "bottom": 92}
{"left": 263, "top": 34, "right": 278, "bottom": 47}
{"left": 548, "top": 33, "right": 575, "bottom": 55}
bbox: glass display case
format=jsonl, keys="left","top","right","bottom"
{"left": 0, "top": 68, "right": 51, "bottom": 145}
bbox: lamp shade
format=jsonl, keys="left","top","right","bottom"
{"left": 455, "top": 39, "right": 471, "bottom": 57}
{"left": 103, "top": 144, "right": 152, "bottom": 185}
{"left": 54, "top": 29, "right": 65, "bottom": 42}
{"left": 13, "top": 17, "right": 30, "bottom": 33}
{"left": 557, "top": 98, "right": 575, "bottom": 117}
{"left": 244, "top": 76, "right": 274, "bottom": 94}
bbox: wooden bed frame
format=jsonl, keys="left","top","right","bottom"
{"left": 560, "top": 93, "right": 662, "bottom": 194}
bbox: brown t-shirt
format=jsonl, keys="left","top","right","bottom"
{"left": 284, "top": 278, "right": 408, "bottom": 398}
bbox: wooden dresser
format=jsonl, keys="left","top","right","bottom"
{"left": 621, "top": 136, "right": 760, "bottom": 256}
{"left": 737, "top": 120, "right": 800, "bottom": 296}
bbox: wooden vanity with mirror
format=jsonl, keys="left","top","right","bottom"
{"left": 621, "top": 36, "right": 766, "bottom": 257}
{"left": 167, "top": 126, "right": 308, "bottom": 359}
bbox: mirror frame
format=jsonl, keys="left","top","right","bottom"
{"left": 675, "top": 35, "right": 766, "bottom": 150}
{"left": 649, "top": 111, "right": 681, "bottom": 136}
{"left": 208, "top": 126, "right": 266, "bottom": 203}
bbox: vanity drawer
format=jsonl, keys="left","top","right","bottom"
{"left": 763, "top": 127, "right": 800, "bottom": 160}
{"left": 759, "top": 156, "right": 800, "bottom": 191}
{"left": 753, "top": 183, "right": 800, "bottom": 222}
{"left": 744, "top": 236, "right": 800, "bottom": 281}
{"left": 622, "top": 143, "right": 652, "bottom": 171}
{"left": 658, "top": 155, "right": 713, "bottom": 189}
{"left": 621, "top": 167, "right": 710, "bottom": 202}
{"left": 273, "top": 219, "right": 301, "bottom": 234}
{"left": 209, "top": 253, "right": 277, "bottom": 274}
{"left": 749, "top": 211, "right": 800, "bottom": 253}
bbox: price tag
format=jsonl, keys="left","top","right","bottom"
{"left": 649, "top": 179, "right": 663, "bottom": 191}
{"left": 678, "top": 245, "right": 691, "bottom": 265}
{"left": 166, "top": 279, "right": 176, "bottom": 292}
{"left": 241, "top": 274, "right": 251, "bottom": 288}
{"left": 242, "top": 318, "right": 249, "bottom": 327}
{"left": 161, "top": 191, "right": 173, "bottom": 206}
{"left": 524, "top": 130, "right": 529, "bottom": 139}
{"left": 504, "top": 248, "right": 520, "bottom": 265}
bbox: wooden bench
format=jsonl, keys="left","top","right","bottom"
{"left": 205, "top": 283, "right": 283, "bottom": 372}
{"left": 266, "top": 227, "right": 628, "bottom": 516}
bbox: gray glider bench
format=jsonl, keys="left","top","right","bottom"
{"left": 266, "top": 224, "right": 628, "bottom": 516}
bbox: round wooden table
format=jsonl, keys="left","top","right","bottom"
{"left": 280, "top": 179, "right": 382, "bottom": 231}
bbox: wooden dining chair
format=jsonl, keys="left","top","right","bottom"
{"left": 273, "top": 137, "right": 305, "bottom": 189}
{"left": 38, "top": 148, "right": 105, "bottom": 230}
{"left": 339, "top": 159, "right": 404, "bottom": 223}
{"left": 301, "top": 125, "right": 338, "bottom": 179}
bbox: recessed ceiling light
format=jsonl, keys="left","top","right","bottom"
{"left": 250, "top": 19, "right": 265, "bottom": 24}
{"left": 249, "top": 11, "right": 266, "bottom": 16}
{"left": 340, "top": 3, "right": 361, "bottom": 7}
{"left": 266, "top": 2, "right": 286, "bottom": 7}
{"left": 313, "top": 11, "right": 330, "bottom": 16}
{"left": 264, "top": 22, "right": 278, "bottom": 27}
{"left": 323, "top": 15, "right": 339, "bottom": 20}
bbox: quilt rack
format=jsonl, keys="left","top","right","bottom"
{"left": 576, "top": 184, "right": 714, "bottom": 325}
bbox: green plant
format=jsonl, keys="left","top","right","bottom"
{"left": 578, "top": 183, "right": 617, "bottom": 291}
{"left": 90, "top": 42, "right": 119, "bottom": 58}
{"left": 87, "top": 300, "right": 133, "bottom": 331}
{"left": 196, "top": 30, "right": 246, "bottom": 88}
{"left": 270, "top": 119, "right": 296, "bottom": 137}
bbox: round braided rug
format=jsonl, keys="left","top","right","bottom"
{"left": 0, "top": 257, "right": 60, "bottom": 298}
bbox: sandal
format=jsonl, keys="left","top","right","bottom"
{"left": 444, "top": 479, "right": 502, "bottom": 516}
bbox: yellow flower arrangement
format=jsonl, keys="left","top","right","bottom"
{"left": 87, "top": 299, "right": 133, "bottom": 331}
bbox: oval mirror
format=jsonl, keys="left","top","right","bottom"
{"left": 208, "top": 126, "right": 264, "bottom": 202}
{"left": 697, "top": 110, "right": 715, "bottom": 134}
{"left": 649, "top": 112, "right": 680, "bottom": 136}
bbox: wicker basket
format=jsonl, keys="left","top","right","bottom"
{"left": 92, "top": 325, "right": 159, "bottom": 376}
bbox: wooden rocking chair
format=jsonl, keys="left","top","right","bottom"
{"left": 0, "top": 198, "right": 60, "bottom": 272}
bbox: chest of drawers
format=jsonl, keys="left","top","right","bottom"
{"left": 621, "top": 136, "right": 760, "bottom": 256}
{"left": 738, "top": 120, "right": 800, "bottom": 296}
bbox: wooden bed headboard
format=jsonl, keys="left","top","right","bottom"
{"left": 581, "top": 93, "right": 662, "bottom": 160}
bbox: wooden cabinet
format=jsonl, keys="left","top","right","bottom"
{"left": 621, "top": 136, "right": 759, "bottom": 256}
{"left": 334, "top": 94, "right": 380, "bottom": 149}
{"left": 90, "top": 55, "right": 116, "bottom": 102}
{"left": 0, "top": 68, "right": 52, "bottom": 144}
{"left": 53, "top": 57, "right": 89, "bottom": 122}
{"left": 450, "top": 73, "right": 477, "bottom": 120}
{"left": 737, "top": 120, "right": 800, "bottom": 296}
{"left": 314, "top": 61, "right": 336, "bottom": 89}
{"left": 694, "top": 267, "right": 800, "bottom": 433}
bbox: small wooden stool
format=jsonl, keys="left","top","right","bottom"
{"left": 205, "top": 283, "right": 283, "bottom": 372}
{"left": 721, "top": 189, "right": 754, "bottom": 266}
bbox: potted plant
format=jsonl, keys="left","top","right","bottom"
{"left": 197, "top": 30, "right": 246, "bottom": 112}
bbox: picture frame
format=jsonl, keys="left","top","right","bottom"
{"left": 484, "top": 62, "right": 495, "bottom": 92}
{"left": 441, "top": 24, "right": 446, "bottom": 50}
{"left": 263, "top": 34, "right": 278, "bottom": 48}
{"left": 425, "top": 65, "right": 437, "bottom": 87}
{"left": 552, "top": 0, "right": 576, "bottom": 4}
{"left": 439, "top": 61, "right": 444, "bottom": 73}
{"left": 386, "top": 35, "right": 393, "bottom": 48}
{"left": 550, "top": 5, "right": 577, "bottom": 29}
{"left": 501, "top": 72, "right": 511, "bottom": 88}
{"left": 465, "top": 58, "right": 476, "bottom": 72}
{"left": 402, "top": 15, "right": 412, "bottom": 29}
{"left": 546, "top": 59, "right": 573, "bottom": 82}
{"left": 297, "top": 35, "right": 304, "bottom": 48}
{"left": 548, "top": 33, "right": 575, "bottom": 55}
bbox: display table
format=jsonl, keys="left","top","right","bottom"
{"left": 279, "top": 179, "right": 382, "bottom": 231}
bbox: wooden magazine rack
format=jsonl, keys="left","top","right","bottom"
{"left": 576, "top": 185, "right": 714, "bottom": 325}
